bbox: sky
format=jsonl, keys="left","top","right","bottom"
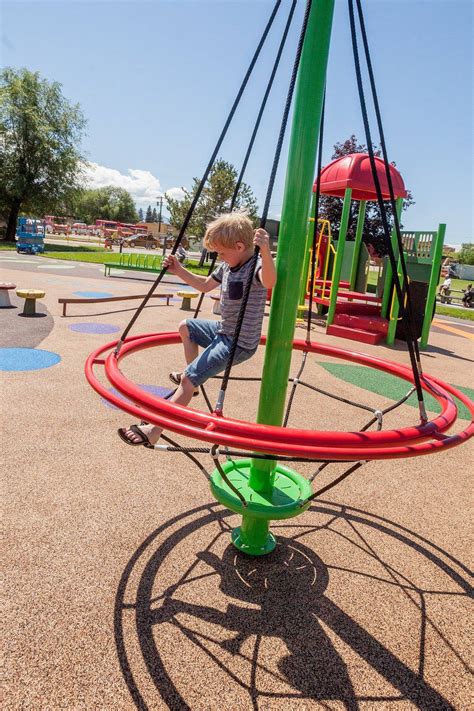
{"left": 2, "top": 0, "right": 473, "bottom": 245}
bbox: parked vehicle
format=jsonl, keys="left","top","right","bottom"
{"left": 16, "top": 218, "right": 45, "bottom": 254}
{"left": 122, "top": 234, "right": 158, "bottom": 249}
{"left": 44, "top": 215, "right": 71, "bottom": 235}
{"left": 71, "top": 222, "right": 90, "bottom": 235}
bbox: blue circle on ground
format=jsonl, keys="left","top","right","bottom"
{"left": 0, "top": 347, "right": 61, "bottom": 371}
{"left": 69, "top": 323, "right": 120, "bottom": 334}
{"left": 101, "top": 383, "right": 173, "bottom": 410}
{"left": 73, "top": 291, "right": 113, "bottom": 298}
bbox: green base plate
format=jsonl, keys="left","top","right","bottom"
{"left": 231, "top": 526, "right": 276, "bottom": 556}
{"left": 210, "top": 459, "right": 312, "bottom": 520}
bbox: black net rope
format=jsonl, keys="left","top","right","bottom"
{"left": 114, "top": 0, "right": 282, "bottom": 356}
{"left": 192, "top": 0, "right": 298, "bottom": 323}
{"left": 348, "top": 0, "right": 427, "bottom": 422}
{"left": 215, "top": 0, "right": 314, "bottom": 414}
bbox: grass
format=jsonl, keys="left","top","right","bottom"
{"left": 435, "top": 304, "right": 474, "bottom": 321}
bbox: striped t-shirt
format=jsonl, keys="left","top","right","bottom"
{"left": 212, "top": 256, "right": 266, "bottom": 350}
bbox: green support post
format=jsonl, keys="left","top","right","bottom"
{"left": 386, "top": 199, "right": 407, "bottom": 344}
{"left": 349, "top": 200, "right": 366, "bottom": 291}
{"left": 299, "top": 191, "right": 317, "bottom": 306}
{"left": 327, "top": 187, "right": 352, "bottom": 326}
{"left": 381, "top": 197, "right": 403, "bottom": 319}
{"left": 211, "top": 0, "right": 336, "bottom": 555}
{"left": 420, "top": 223, "right": 446, "bottom": 348}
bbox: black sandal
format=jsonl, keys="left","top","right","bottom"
{"left": 117, "top": 424, "right": 154, "bottom": 448}
{"left": 169, "top": 371, "right": 199, "bottom": 396}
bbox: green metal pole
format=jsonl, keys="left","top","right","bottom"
{"left": 227, "top": 0, "right": 335, "bottom": 555}
{"left": 299, "top": 191, "right": 317, "bottom": 306}
{"left": 420, "top": 223, "right": 446, "bottom": 349}
{"left": 381, "top": 197, "right": 403, "bottom": 319}
{"left": 349, "top": 200, "right": 366, "bottom": 290}
{"left": 386, "top": 198, "right": 406, "bottom": 344}
{"left": 327, "top": 187, "right": 352, "bottom": 326}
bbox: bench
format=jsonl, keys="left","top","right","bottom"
{"left": 104, "top": 253, "right": 162, "bottom": 276}
{"left": 177, "top": 291, "right": 199, "bottom": 311}
{"left": 0, "top": 282, "right": 16, "bottom": 308}
{"left": 437, "top": 289, "right": 467, "bottom": 305}
{"left": 16, "top": 288, "right": 45, "bottom": 316}
{"left": 58, "top": 292, "right": 173, "bottom": 316}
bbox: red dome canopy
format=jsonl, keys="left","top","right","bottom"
{"left": 314, "top": 153, "right": 407, "bottom": 201}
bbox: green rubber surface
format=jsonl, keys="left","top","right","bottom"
{"left": 318, "top": 362, "right": 473, "bottom": 420}
{"left": 210, "top": 459, "right": 312, "bottom": 520}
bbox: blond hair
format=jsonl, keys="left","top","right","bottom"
{"left": 203, "top": 212, "right": 254, "bottom": 250}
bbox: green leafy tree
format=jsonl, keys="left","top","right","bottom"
{"left": 71, "top": 186, "right": 138, "bottom": 224}
{"left": 0, "top": 67, "right": 86, "bottom": 240}
{"left": 318, "top": 135, "right": 414, "bottom": 256}
{"left": 457, "top": 243, "right": 474, "bottom": 266}
{"left": 165, "top": 158, "right": 259, "bottom": 241}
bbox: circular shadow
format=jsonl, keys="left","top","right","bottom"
{"left": 116, "top": 502, "right": 471, "bottom": 710}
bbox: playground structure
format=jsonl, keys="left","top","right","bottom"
{"left": 15, "top": 217, "right": 46, "bottom": 254}
{"left": 86, "top": 0, "right": 472, "bottom": 558}
{"left": 300, "top": 153, "right": 445, "bottom": 348}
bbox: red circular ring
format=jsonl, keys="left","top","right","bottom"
{"left": 85, "top": 333, "right": 474, "bottom": 461}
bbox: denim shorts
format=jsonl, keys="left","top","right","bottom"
{"left": 184, "top": 319, "right": 256, "bottom": 387}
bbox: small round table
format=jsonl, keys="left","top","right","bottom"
{"left": 0, "top": 283, "right": 16, "bottom": 308}
{"left": 177, "top": 291, "right": 199, "bottom": 311}
{"left": 16, "top": 289, "right": 46, "bottom": 316}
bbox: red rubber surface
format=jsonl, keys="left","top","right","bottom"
{"left": 85, "top": 333, "right": 474, "bottom": 461}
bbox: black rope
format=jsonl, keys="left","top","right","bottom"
{"left": 354, "top": 0, "right": 424, "bottom": 371}
{"left": 283, "top": 351, "right": 308, "bottom": 427}
{"left": 159, "top": 433, "right": 210, "bottom": 481}
{"left": 348, "top": 0, "right": 427, "bottom": 422}
{"left": 114, "top": 0, "right": 282, "bottom": 355}
{"left": 215, "top": 0, "right": 314, "bottom": 414}
{"left": 192, "top": 0, "right": 297, "bottom": 323}
{"left": 211, "top": 444, "right": 248, "bottom": 507}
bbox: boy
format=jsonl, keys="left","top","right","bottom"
{"left": 118, "top": 212, "right": 276, "bottom": 447}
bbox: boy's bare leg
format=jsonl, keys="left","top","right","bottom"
{"left": 122, "top": 375, "right": 197, "bottom": 445}
{"left": 179, "top": 320, "right": 198, "bottom": 365}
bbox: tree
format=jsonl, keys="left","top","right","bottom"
{"left": 152, "top": 207, "right": 158, "bottom": 222}
{"left": 71, "top": 186, "right": 138, "bottom": 224}
{"left": 165, "top": 158, "right": 259, "bottom": 241}
{"left": 318, "top": 135, "right": 414, "bottom": 257}
{"left": 0, "top": 67, "right": 86, "bottom": 240}
{"left": 145, "top": 205, "right": 153, "bottom": 223}
{"left": 138, "top": 207, "right": 144, "bottom": 222}
{"left": 457, "top": 243, "right": 474, "bottom": 266}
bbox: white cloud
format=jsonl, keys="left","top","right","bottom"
{"left": 164, "top": 186, "right": 186, "bottom": 201}
{"left": 82, "top": 162, "right": 185, "bottom": 209}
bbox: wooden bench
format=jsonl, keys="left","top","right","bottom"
{"left": 58, "top": 292, "right": 173, "bottom": 316}
{"left": 0, "top": 282, "right": 16, "bottom": 308}
{"left": 16, "top": 288, "right": 45, "bottom": 316}
{"left": 437, "top": 289, "right": 464, "bottom": 303}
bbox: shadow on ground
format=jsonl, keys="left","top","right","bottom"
{"left": 0, "top": 293, "right": 54, "bottom": 348}
{"left": 115, "top": 502, "right": 472, "bottom": 710}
